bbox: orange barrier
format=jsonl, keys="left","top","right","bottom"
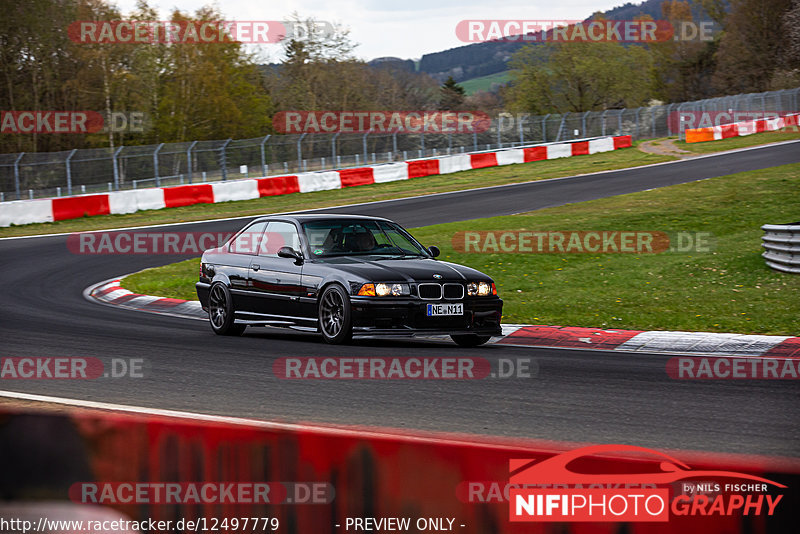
{"left": 686, "top": 128, "right": 715, "bottom": 143}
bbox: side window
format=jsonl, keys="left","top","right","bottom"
{"left": 228, "top": 222, "right": 267, "bottom": 255}
{"left": 260, "top": 221, "right": 301, "bottom": 257}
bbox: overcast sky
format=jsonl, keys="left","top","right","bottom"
{"left": 112, "top": 0, "right": 631, "bottom": 61}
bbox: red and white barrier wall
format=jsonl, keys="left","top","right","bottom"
{"left": 0, "top": 403, "right": 797, "bottom": 533}
{"left": 0, "top": 136, "right": 632, "bottom": 228}
{"left": 685, "top": 113, "right": 800, "bottom": 143}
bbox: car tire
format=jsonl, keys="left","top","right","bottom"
{"left": 318, "top": 284, "right": 353, "bottom": 344}
{"left": 208, "top": 282, "right": 246, "bottom": 336}
{"left": 450, "top": 334, "right": 491, "bottom": 347}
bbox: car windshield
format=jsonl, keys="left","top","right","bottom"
{"left": 302, "top": 219, "right": 429, "bottom": 258}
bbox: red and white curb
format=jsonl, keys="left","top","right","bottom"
{"left": 499, "top": 325, "right": 800, "bottom": 357}
{"left": 1, "top": 135, "right": 632, "bottom": 227}
{"left": 85, "top": 278, "right": 206, "bottom": 320}
{"left": 87, "top": 279, "right": 800, "bottom": 356}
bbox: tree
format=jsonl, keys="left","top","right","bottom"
{"left": 439, "top": 76, "right": 466, "bottom": 110}
{"left": 783, "top": 0, "right": 800, "bottom": 69}
{"left": 155, "top": 6, "right": 272, "bottom": 141}
{"left": 506, "top": 41, "right": 654, "bottom": 114}
{"left": 0, "top": 0, "right": 100, "bottom": 153}
{"left": 651, "top": 1, "right": 717, "bottom": 101}
{"left": 712, "top": 0, "right": 794, "bottom": 93}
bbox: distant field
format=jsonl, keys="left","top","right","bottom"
{"left": 460, "top": 71, "right": 511, "bottom": 95}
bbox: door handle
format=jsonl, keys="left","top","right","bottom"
{"left": 252, "top": 264, "right": 260, "bottom": 271}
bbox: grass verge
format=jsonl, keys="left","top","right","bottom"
{"left": 124, "top": 163, "right": 800, "bottom": 335}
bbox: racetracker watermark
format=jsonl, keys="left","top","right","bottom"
{"left": 452, "top": 231, "right": 715, "bottom": 254}
{"left": 272, "top": 111, "right": 491, "bottom": 134}
{"left": 67, "top": 231, "right": 233, "bottom": 255}
{"left": 667, "top": 357, "right": 800, "bottom": 379}
{"left": 0, "top": 357, "right": 144, "bottom": 379}
{"left": 669, "top": 111, "right": 798, "bottom": 131}
{"left": 68, "top": 20, "right": 334, "bottom": 44}
{"left": 273, "top": 357, "right": 537, "bottom": 379}
{"left": 456, "top": 20, "right": 715, "bottom": 43}
{"left": 0, "top": 111, "right": 145, "bottom": 134}
{"left": 69, "top": 482, "right": 333, "bottom": 505}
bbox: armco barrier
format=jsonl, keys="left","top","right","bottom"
{"left": 1, "top": 407, "right": 798, "bottom": 533}
{"left": 0, "top": 135, "right": 632, "bottom": 227}
{"left": 685, "top": 113, "right": 800, "bottom": 143}
{"left": 762, "top": 222, "right": 800, "bottom": 274}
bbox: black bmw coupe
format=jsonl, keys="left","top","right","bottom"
{"left": 196, "top": 214, "right": 503, "bottom": 346}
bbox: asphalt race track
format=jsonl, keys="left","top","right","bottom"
{"left": 2, "top": 142, "right": 799, "bottom": 457}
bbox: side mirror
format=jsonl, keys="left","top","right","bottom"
{"left": 428, "top": 245, "right": 440, "bottom": 258}
{"left": 278, "top": 246, "right": 303, "bottom": 263}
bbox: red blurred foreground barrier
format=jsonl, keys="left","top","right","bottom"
{"left": 0, "top": 407, "right": 797, "bottom": 533}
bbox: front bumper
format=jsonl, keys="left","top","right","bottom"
{"left": 196, "top": 281, "right": 210, "bottom": 310}
{"left": 350, "top": 296, "right": 503, "bottom": 337}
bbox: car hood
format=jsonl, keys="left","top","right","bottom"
{"left": 314, "top": 256, "right": 493, "bottom": 283}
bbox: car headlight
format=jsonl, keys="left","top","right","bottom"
{"left": 357, "top": 283, "right": 410, "bottom": 296}
{"left": 468, "top": 281, "right": 495, "bottom": 296}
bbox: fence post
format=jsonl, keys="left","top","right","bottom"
{"left": 153, "top": 143, "right": 164, "bottom": 187}
{"left": 518, "top": 115, "right": 525, "bottom": 145}
{"left": 420, "top": 131, "right": 425, "bottom": 155}
{"left": 112, "top": 146, "right": 124, "bottom": 190}
{"left": 635, "top": 108, "right": 640, "bottom": 139}
{"left": 296, "top": 134, "right": 306, "bottom": 172}
{"left": 555, "top": 113, "right": 567, "bottom": 142}
{"left": 601, "top": 110, "right": 608, "bottom": 136}
{"left": 618, "top": 108, "right": 625, "bottom": 134}
{"left": 331, "top": 132, "right": 340, "bottom": 162}
{"left": 473, "top": 130, "right": 478, "bottom": 151}
{"left": 652, "top": 106, "right": 658, "bottom": 138}
{"left": 581, "top": 111, "right": 589, "bottom": 138}
{"left": 542, "top": 114, "right": 550, "bottom": 142}
{"left": 259, "top": 135, "right": 270, "bottom": 176}
{"left": 676, "top": 103, "right": 686, "bottom": 139}
{"left": 65, "top": 149, "right": 77, "bottom": 196}
{"left": 362, "top": 131, "right": 370, "bottom": 162}
{"left": 187, "top": 140, "right": 198, "bottom": 183}
{"left": 392, "top": 132, "right": 398, "bottom": 155}
{"left": 13, "top": 152, "right": 24, "bottom": 200}
{"left": 220, "top": 138, "right": 232, "bottom": 181}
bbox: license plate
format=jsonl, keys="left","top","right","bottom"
{"left": 427, "top": 303, "right": 463, "bottom": 316}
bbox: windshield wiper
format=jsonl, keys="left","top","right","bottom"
{"left": 372, "top": 252, "right": 426, "bottom": 259}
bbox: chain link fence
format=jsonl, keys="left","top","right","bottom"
{"left": 1, "top": 87, "right": 798, "bottom": 201}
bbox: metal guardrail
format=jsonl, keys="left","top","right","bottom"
{"left": 762, "top": 223, "right": 800, "bottom": 274}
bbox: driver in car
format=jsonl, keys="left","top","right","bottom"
{"left": 353, "top": 230, "right": 376, "bottom": 253}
